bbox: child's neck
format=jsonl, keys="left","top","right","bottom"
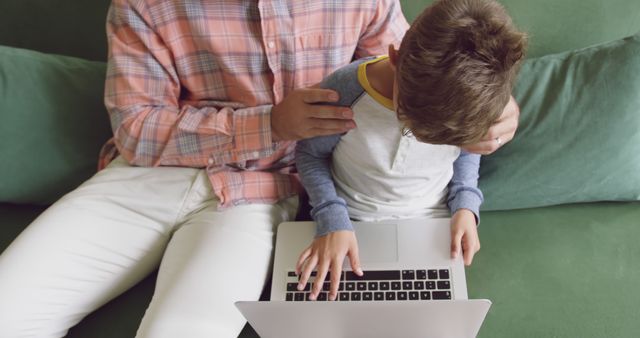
{"left": 365, "top": 58, "right": 395, "bottom": 102}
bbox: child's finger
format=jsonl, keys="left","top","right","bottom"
{"left": 329, "top": 258, "right": 344, "bottom": 301}
{"left": 347, "top": 244, "right": 363, "bottom": 276}
{"left": 296, "top": 246, "right": 312, "bottom": 275}
{"left": 462, "top": 237, "right": 476, "bottom": 266}
{"left": 298, "top": 254, "right": 318, "bottom": 292}
{"left": 450, "top": 230, "right": 463, "bottom": 258}
{"left": 312, "top": 260, "right": 330, "bottom": 300}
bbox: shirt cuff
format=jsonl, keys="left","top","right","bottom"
{"left": 232, "top": 105, "right": 276, "bottom": 161}
{"left": 448, "top": 190, "right": 482, "bottom": 225}
{"left": 311, "top": 202, "right": 353, "bottom": 237}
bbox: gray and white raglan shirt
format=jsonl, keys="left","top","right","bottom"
{"left": 296, "top": 56, "right": 484, "bottom": 237}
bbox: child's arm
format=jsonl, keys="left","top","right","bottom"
{"left": 447, "top": 151, "right": 483, "bottom": 265}
{"left": 295, "top": 136, "right": 363, "bottom": 301}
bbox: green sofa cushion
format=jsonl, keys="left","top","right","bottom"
{"left": 479, "top": 34, "right": 640, "bottom": 211}
{"left": 0, "top": 46, "right": 112, "bottom": 205}
{"left": 468, "top": 202, "right": 640, "bottom": 337}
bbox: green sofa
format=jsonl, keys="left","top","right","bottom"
{"left": 1, "top": 1, "right": 639, "bottom": 337}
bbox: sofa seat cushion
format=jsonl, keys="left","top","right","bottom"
{"left": 468, "top": 202, "right": 640, "bottom": 337}
{"left": 4, "top": 202, "right": 637, "bottom": 337}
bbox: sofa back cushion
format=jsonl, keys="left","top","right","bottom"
{"left": 0, "top": 46, "right": 112, "bottom": 205}
{"left": 478, "top": 34, "right": 640, "bottom": 210}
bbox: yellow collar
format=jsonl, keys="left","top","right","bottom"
{"left": 357, "top": 56, "right": 395, "bottom": 111}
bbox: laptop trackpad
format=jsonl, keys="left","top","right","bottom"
{"left": 350, "top": 223, "right": 399, "bottom": 264}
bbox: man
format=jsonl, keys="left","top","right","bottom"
{"left": 0, "top": 1, "right": 518, "bottom": 337}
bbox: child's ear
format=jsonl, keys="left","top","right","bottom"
{"left": 388, "top": 44, "right": 399, "bottom": 71}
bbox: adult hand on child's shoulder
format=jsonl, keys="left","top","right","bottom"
{"left": 450, "top": 209, "right": 481, "bottom": 266}
{"left": 462, "top": 95, "right": 520, "bottom": 155}
{"left": 295, "top": 230, "right": 363, "bottom": 301}
{"left": 271, "top": 86, "right": 356, "bottom": 141}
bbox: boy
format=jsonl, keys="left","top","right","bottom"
{"left": 295, "top": 0, "right": 526, "bottom": 301}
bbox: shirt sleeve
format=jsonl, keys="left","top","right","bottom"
{"left": 105, "top": 0, "right": 276, "bottom": 168}
{"left": 296, "top": 135, "right": 353, "bottom": 237}
{"left": 355, "top": 0, "right": 410, "bottom": 58}
{"left": 447, "top": 150, "right": 484, "bottom": 223}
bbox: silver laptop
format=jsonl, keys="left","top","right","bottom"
{"left": 236, "top": 218, "right": 491, "bottom": 338}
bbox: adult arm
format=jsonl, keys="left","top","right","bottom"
{"left": 355, "top": 0, "right": 410, "bottom": 58}
{"left": 105, "top": 0, "right": 353, "bottom": 167}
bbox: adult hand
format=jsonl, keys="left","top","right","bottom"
{"left": 271, "top": 87, "right": 356, "bottom": 141}
{"left": 295, "top": 230, "right": 363, "bottom": 301}
{"left": 462, "top": 95, "right": 520, "bottom": 155}
{"left": 450, "top": 209, "right": 481, "bottom": 266}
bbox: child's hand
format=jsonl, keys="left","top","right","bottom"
{"left": 295, "top": 230, "right": 363, "bottom": 301}
{"left": 450, "top": 209, "right": 481, "bottom": 266}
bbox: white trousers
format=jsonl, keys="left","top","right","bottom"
{"left": 0, "top": 157, "right": 298, "bottom": 338}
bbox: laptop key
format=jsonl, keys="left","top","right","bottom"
{"left": 437, "top": 281, "right": 451, "bottom": 290}
{"left": 339, "top": 282, "right": 345, "bottom": 291}
{"left": 288, "top": 271, "right": 297, "bottom": 277}
{"left": 391, "top": 282, "right": 401, "bottom": 290}
{"left": 345, "top": 271, "right": 364, "bottom": 280}
{"left": 397, "top": 292, "right": 407, "bottom": 301}
{"left": 351, "top": 292, "right": 361, "bottom": 301}
{"left": 402, "top": 281, "right": 413, "bottom": 290}
{"left": 368, "top": 282, "right": 378, "bottom": 290}
{"left": 363, "top": 292, "right": 373, "bottom": 301}
{"left": 385, "top": 292, "right": 396, "bottom": 301}
{"left": 417, "top": 270, "right": 427, "bottom": 280}
{"left": 294, "top": 293, "right": 304, "bottom": 301}
{"left": 432, "top": 291, "right": 451, "bottom": 300}
{"left": 323, "top": 283, "right": 331, "bottom": 291}
{"left": 414, "top": 281, "right": 424, "bottom": 290}
{"left": 287, "top": 283, "right": 298, "bottom": 292}
{"left": 439, "top": 269, "right": 450, "bottom": 280}
{"left": 357, "top": 282, "right": 367, "bottom": 291}
{"left": 374, "top": 292, "right": 385, "bottom": 301}
{"left": 347, "top": 270, "right": 401, "bottom": 280}
{"left": 339, "top": 292, "right": 350, "bottom": 301}
{"left": 380, "top": 282, "right": 390, "bottom": 290}
{"left": 426, "top": 281, "right": 436, "bottom": 290}
{"left": 317, "top": 292, "right": 328, "bottom": 301}
{"left": 305, "top": 293, "right": 312, "bottom": 301}
{"left": 420, "top": 291, "right": 431, "bottom": 300}
{"left": 346, "top": 282, "right": 356, "bottom": 291}
{"left": 286, "top": 293, "right": 293, "bottom": 301}
{"left": 402, "top": 270, "right": 416, "bottom": 280}
{"left": 409, "top": 291, "right": 419, "bottom": 300}
{"left": 428, "top": 270, "right": 438, "bottom": 280}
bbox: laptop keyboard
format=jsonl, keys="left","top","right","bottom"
{"left": 285, "top": 269, "right": 452, "bottom": 301}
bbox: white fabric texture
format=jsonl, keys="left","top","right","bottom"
{"left": 0, "top": 156, "right": 298, "bottom": 338}
{"left": 332, "top": 94, "right": 460, "bottom": 221}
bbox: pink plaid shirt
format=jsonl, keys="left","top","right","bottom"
{"left": 102, "top": 0, "right": 409, "bottom": 207}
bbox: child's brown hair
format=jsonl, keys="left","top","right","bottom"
{"left": 396, "top": 0, "right": 527, "bottom": 145}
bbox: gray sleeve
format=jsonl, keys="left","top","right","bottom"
{"left": 447, "top": 150, "right": 484, "bottom": 223}
{"left": 296, "top": 135, "right": 351, "bottom": 236}
{"left": 295, "top": 60, "right": 367, "bottom": 237}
